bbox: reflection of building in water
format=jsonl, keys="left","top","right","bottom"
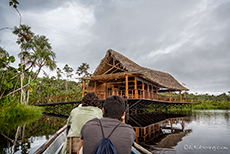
{"left": 127, "top": 111, "right": 193, "bottom": 143}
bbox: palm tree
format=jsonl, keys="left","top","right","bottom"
{"left": 13, "top": 25, "right": 34, "bottom": 104}
{"left": 28, "top": 35, "right": 57, "bottom": 80}
{"left": 13, "top": 25, "right": 56, "bottom": 104}
{"left": 63, "top": 64, "right": 74, "bottom": 91}
{"left": 76, "top": 63, "right": 90, "bottom": 77}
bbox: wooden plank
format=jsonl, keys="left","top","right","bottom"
{"left": 33, "top": 125, "right": 67, "bottom": 154}
{"left": 102, "top": 62, "right": 120, "bottom": 75}
{"left": 133, "top": 142, "right": 152, "bottom": 154}
{"left": 106, "top": 63, "right": 126, "bottom": 72}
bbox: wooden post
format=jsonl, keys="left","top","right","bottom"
{"left": 112, "top": 85, "right": 115, "bottom": 95}
{"left": 156, "top": 87, "right": 158, "bottom": 100}
{"left": 147, "top": 84, "right": 150, "bottom": 99}
{"left": 142, "top": 81, "right": 145, "bottom": 98}
{"left": 82, "top": 80, "right": 86, "bottom": 98}
{"left": 170, "top": 119, "right": 173, "bottom": 132}
{"left": 136, "top": 128, "right": 139, "bottom": 143}
{"left": 105, "top": 82, "right": 107, "bottom": 99}
{"left": 94, "top": 81, "right": 97, "bottom": 92}
{"left": 143, "top": 127, "right": 146, "bottom": 141}
{"left": 125, "top": 74, "right": 128, "bottom": 98}
{"left": 151, "top": 85, "right": 153, "bottom": 99}
{"left": 169, "top": 89, "right": 171, "bottom": 102}
{"left": 180, "top": 90, "right": 182, "bottom": 102}
{"left": 182, "top": 118, "right": 184, "bottom": 130}
{"left": 134, "top": 76, "right": 138, "bottom": 98}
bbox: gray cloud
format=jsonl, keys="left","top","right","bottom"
{"left": 0, "top": 0, "right": 230, "bottom": 95}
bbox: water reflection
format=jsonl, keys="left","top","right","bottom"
{"left": 1, "top": 110, "right": 229, "bottom": 154}
{"left": 147, "top": 110, "right": 230, "bottom": 154}
{"left": 0, "top": 115, "right": 66, "bottom": 154}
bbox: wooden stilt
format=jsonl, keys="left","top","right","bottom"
{"left": 182, "top": 118, "right": 184, "bottom": 130}
{"left": 144, "top": 127, "right": 146, "bottom": 141}
{"left": 170, "top": 119, "right": 173, "bottom": 132}
{"left": 180, "top": 90, "right": 182, "bottom": 102}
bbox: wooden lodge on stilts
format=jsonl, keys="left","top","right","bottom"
{"left": 82, "top": 49, "right": 189, "bottom": 101}
{"left": 79, "top": 49, "right": 194, "bottom": 143}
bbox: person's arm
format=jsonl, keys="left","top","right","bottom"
{"left": 66, "top": 113, "right": 72, "bottom": 135}
{"left": 77, "top": 139, "right": 83, "bottom": 154}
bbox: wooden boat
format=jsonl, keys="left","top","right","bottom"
{"left": 34, "top": 125, "right": 152, "bottom": 154}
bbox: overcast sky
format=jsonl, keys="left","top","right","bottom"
{"left": 0, "top": 0, "right": 230, "bottom": 95}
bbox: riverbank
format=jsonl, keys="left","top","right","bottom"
{"left": 192, "top": 100, "right": 230, "bottom": 110}
{"left": 0, "top": 97, "right": 44, "bottom": 133}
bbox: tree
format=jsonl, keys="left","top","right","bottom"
{"left": 28, "top": 35, "right": 57, "bottom": 80}
{"left": 0, "top": 47, "right": 18, "bottom": 100}
{"left": 13, "top": 25, "right": 34, "bottom": 104}
{"left": 63, "top": 64, "right": 73, "bottom": 91}
{"left": 56, "top": 67, "right": 63, "bottom": 80}
{"left": 12, "top": 25, "right": 56, "bottom": 104}
{"left": 76, "top": 63, "right": 90, "bottom": 77}
{"left": 9, "top": 0, "right": 21, "bottom": 25}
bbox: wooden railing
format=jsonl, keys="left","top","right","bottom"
{"left": 32, "top": 89, "right": 197, "bottom": 105}
{"left": 91, "top": 89, "right": 196, "bottom": 103}
{"left": 31, "top": 93, "right": 81, "bottom": 105}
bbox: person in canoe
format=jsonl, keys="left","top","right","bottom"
{"left": 78, "top": 95, "right": 136, "bottom": 154}
{"left": 62, "top": 92, "right": 103, "bottom": 154}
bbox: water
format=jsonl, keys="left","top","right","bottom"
{"left": 0, "top": 110, "right": 230, "bottom": 154}
{"left": 147, "top": 110, "right": 230, "bottom": 154}
{"left": 0, "top": 115, "right": 67, "bottom": 154}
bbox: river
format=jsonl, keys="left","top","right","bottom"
{"left": 1, "top": 110, "right": 230, "bottom": 154}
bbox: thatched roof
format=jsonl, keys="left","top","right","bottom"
{"left": 92, "top": 49, "right": 189, "bottom": 91}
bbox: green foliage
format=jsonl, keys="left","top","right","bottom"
{"left": 9, "top": 0, "right": 19, "bottom": 9}
{"left": 0, "top": 47, "right": 19, "bottom": 100}
{"left": 193, "top": 100, "right": 230, "bottom": 110}
{"left": 29, "top": 76, "right": 81, "bottom": 101}
{"left": 0, "top": 96, "right": 44, "bottom": 118}
{"left": 0, "top": 96, "right": 43, "bottom": 133}
{"left": 0, "top": 47, "right": 15, "bottom": 69}
{"left": 13, "top": 25, "right": 57, "bottom": 80}
{"left": 76, "top": 62, "right": 91, "bottom": 77}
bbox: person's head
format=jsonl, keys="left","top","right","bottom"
{"left": 102, "top": 95, "right": 126, "bottom": 120}
{"left": 81, "top": 92, "right": 100, "bottom": 107}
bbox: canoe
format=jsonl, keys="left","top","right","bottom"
{"left": 34, "top": 125, "right": 151, "bottom": 154}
